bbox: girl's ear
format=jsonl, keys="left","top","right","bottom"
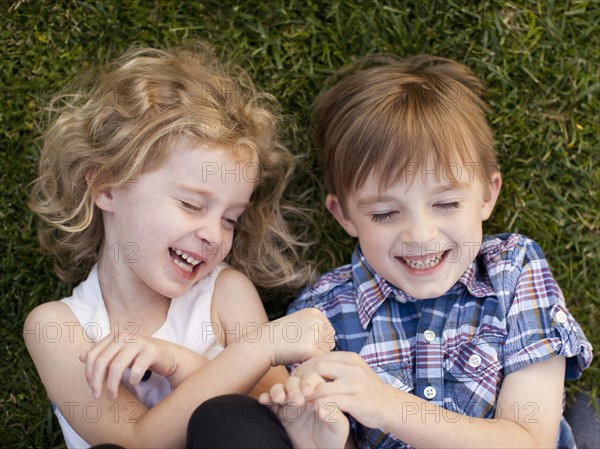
{"left": 93, "top": 189, "right": 115, "bottom": 212}
{"left": 482, "top": 172, "right": 502, "bottom": 221}
{"left": 86, "top": 169, "right": 115, "bottom": 212}
{"left": 325, "top": 194, "right": 358, "bottom": 237}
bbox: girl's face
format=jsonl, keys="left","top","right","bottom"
{"left": 97, "top": 138, "right": 257, "bottom": 299}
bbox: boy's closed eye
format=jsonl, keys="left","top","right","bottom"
{"left": 371, "top": 211, "right": 398, "bottom": 223}
{"left": 434, "top": 201, "right": 460, "bottom": 210}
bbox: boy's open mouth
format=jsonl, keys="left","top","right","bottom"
{"left": 398, "top": 250, "right": 449, "bottom": 270}
{"left": 169, "top": 247, "right": 203, "bottom": 273}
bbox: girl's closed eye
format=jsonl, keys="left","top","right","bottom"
{"left": 371, "top": 211, "right": 398, "bottom": 223}
{"left": 180, "top": 200, "right": 204, "bottom": 213}
{"left": 222, "top": 216, "right": 237, "bottom": 229}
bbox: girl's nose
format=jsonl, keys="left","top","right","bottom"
{"left": 196, "top": 217, "right": 223, "bottom": 251}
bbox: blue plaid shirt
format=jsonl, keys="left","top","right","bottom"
{"left": 288, "top": 233, "right": 592, "bottom": 449}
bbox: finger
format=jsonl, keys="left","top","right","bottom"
{"left": 295, "top": 351, "right": 368, "bottom": 379}
{"left": 258, "top": 392, "right": 283, "bottom": 417}
{"left": 299, "top": 372, "right": 327, "bottom": 397}
{"left": 105, "top": 348, "right": 138, "bottom": 400}
{"left": 324, "top": 322, "right": 336, "bottom": 351}
{"left": 259, "top": 397, "right": 281, "bottom": 416}
{"left": 88, "top": 340, "right": 124, "bottom": 399}
{"left": 258, "top": 392, "right": 272, "bottom": 404}
{"left": 284, "top": 375, "right": 305, "bottom": 407}
{"left": 305, "top": 379, "right": 354, "bottom": 403}
{"left": 268, "top": 383, "right": 287, "bottom": 404}
{"left": 292, "top": 358, "right": 345, "bottom": 382}
{"left": 83, "top": 332, "right": 118, "bottom": 383}
{"left": 129, "top": 351, "right": 154, "bottom": 386}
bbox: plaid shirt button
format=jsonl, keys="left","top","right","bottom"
{"left": 424, "top": 329, "right": 436, "bottom": 342}
{"left": 469, "top": 354, "right": 482, "bottom": 368}
{"left": 424, "top": 386, "right": 437, "bottom": 399}
{"left": 556, "top": 310, "right": 568, "bottom": 324}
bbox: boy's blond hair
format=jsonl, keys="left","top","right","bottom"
{"left": 313, "top": 54, "right": 499, "bottom": 209}
{"left": 30, "top": 44, "right": 308, "bottom": 288}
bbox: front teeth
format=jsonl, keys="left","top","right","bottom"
{"left": 401, "top": 255, "right": 441, "bottom": 269}
{"left": 172, "top": 257, "right": 194, "bottom": 272}
{"left": 174, "top": 249, "right": 202, "bottom": 266}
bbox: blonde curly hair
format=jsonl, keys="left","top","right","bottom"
{"left": 30, "top": 44, "right": 309, "bottom": 288}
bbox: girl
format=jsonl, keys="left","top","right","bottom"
{"left": 24, "top": 44, "right": 333, "bottom": 448}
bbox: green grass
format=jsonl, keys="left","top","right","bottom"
{"left": 2, "top": 1, "right": 598, "bottom": 446}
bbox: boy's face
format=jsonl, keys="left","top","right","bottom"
{"left": 327, "top": 166, "right": 501, "bottom": 299}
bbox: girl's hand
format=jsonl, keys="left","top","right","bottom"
{"left": 259, "top": 375, "right": 350, "bottom": 449}
{"left": 79, "top": 332, "right": 207, "bottom": 400}
{"left": 264, "top": 308, "right": 336, "bottom": 367}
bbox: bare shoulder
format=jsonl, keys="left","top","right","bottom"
{"left": 213, "top": 266, "right": 257, "bottom": 294}
{"left": 23, "top": 300, "right": 93, "bottom": 384}
{"left": 23, "top": 300, "right": 150, "bottom": 445}
{"left": 211, "top": 268, "right": 268, "bottom": 344}
{"left": 23, "top": 301, "right": 80, "bottom": 351}
{"left": 24, "top": 299, "right": 71, "bottom": 321}
{"left": 212, "top": 267, "right": 264, "bottom": 310}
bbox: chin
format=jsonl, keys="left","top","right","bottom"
{"left": 406, "top": 286, "right": 449, "bottom": 300}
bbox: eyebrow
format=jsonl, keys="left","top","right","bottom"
{"left": 430, "top": 181, "right": 472, "bottom": 194}
{"left": 171, "top": 183, "right": 250, "bottom": 208}
{"left": 357, "top": 181, "right": 472, "bottom": 207}
{"left": 357, "top": 194, "right": 398, "bottom": 207}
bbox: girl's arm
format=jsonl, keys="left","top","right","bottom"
{"left": 24, "top": 270, "right": 331, "bottom": 448}
{"left": 211, "top": 267, "right": 291, "bottom": 396}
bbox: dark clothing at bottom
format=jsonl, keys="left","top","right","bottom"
{"left": 187, "top": 394, "right": 293, "bottom": 449}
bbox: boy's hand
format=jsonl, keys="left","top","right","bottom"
{"left": 291, "top": 351, "right": 395, "bottom": 430}
{"left": 79, "top": 332, "right": 208, "bottom": 400}
{"left": 264, "top": 308, "right": 335, "bottom": 366}
{"left": 259, "top": 375, "right": 350, "bottom": 449}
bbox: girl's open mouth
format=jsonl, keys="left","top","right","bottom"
{"left": 169, "top": 247, "right": 203, "bottom": 273}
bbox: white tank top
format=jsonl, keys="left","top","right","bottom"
{"left": 54, "top": 263, "right": 226, "bottom": 448}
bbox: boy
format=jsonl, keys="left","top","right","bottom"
{"left": 260, "top": 55, "right": 592, "bottom": 448}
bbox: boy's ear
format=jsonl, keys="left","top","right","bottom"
{"left": 325, "top": 194, "right": 358, "bottom": 237}
{"left": 482, "top": 172, "right": 502, "bottom": 221}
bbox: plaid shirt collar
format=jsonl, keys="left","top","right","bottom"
{"left": 352, "top": 246, "right": 496, "bottom": 329}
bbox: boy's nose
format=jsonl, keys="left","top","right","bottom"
{"left": 400, "top": 212, "right": 438, "bottom": 243}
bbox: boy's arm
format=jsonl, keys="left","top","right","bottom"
{"left": 294, "top": 351, "right": 565, "bottom": 448}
